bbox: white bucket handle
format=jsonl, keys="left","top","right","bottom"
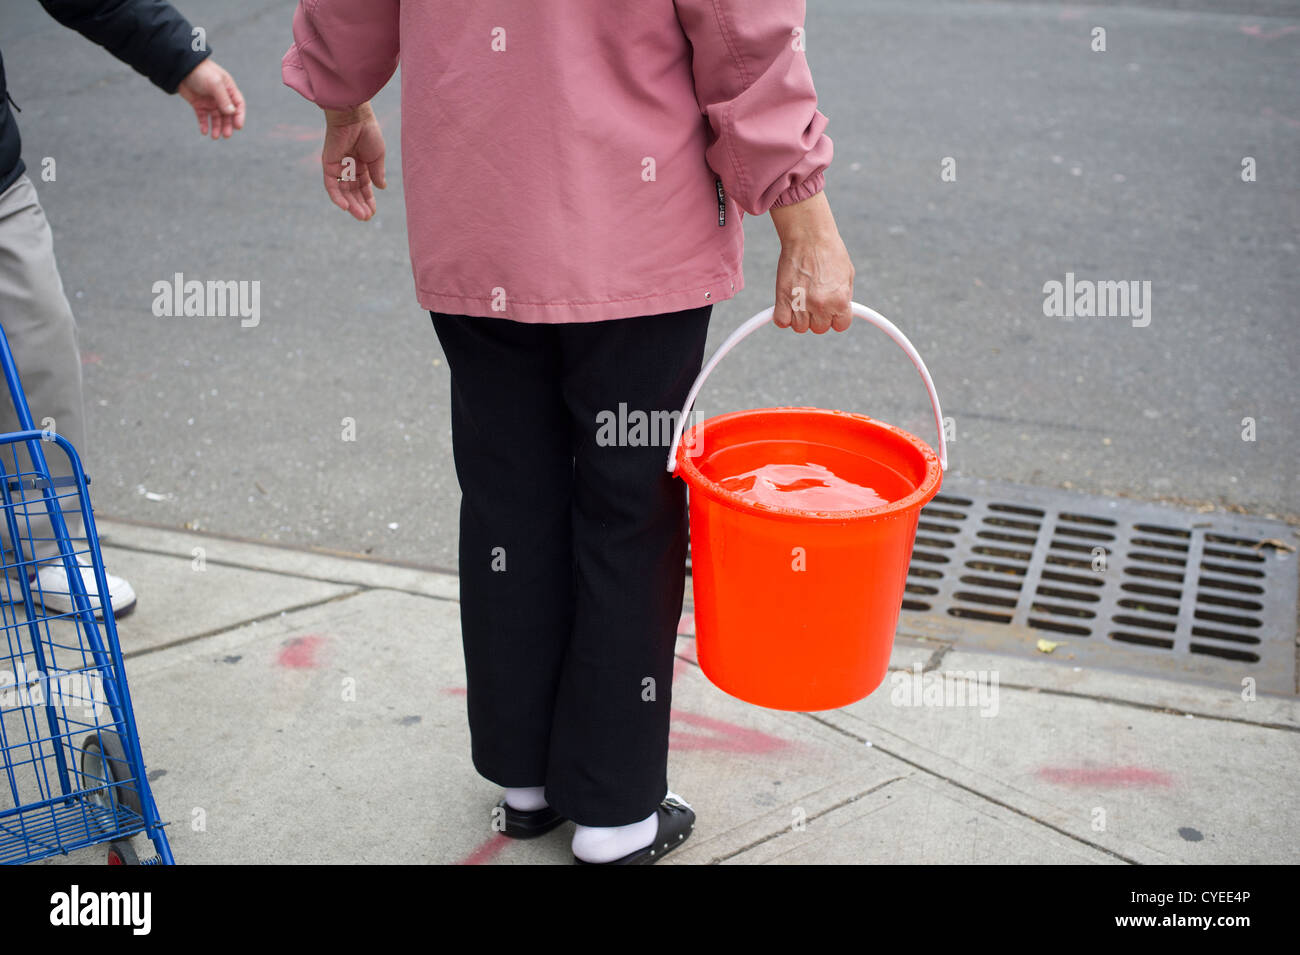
{"left": 666, "top": 302, "right": 948, "bottom": 473}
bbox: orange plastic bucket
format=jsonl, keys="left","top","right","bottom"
{"left": 668, "top": 303, "right": 947, "bottom": 711}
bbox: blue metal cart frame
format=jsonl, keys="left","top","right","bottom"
{"left": 0, "top": 325, "right": 172, "bottom": 865}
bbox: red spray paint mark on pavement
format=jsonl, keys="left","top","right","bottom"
{"left": 459, "top": 833, "right": 509, "bottom": 866}
{"left": 1240, "top": 24, "right": 1298, "bottom": 40}
{"left": 442, "top": 686, "right": 467, "bottom": 696}
{"left": 1261, "top": 107, "right": 1300, "bottom": 129}
{"left": 1037, "top": 766, "right": 1173, "bottom": 788}
{"left": 276, "top": 634, "right": 326, "bottom": 669}
{"left": 80, "top": 352, "right": 102, "bottom": 366}
{"left": 669, "top": 710, "right": 791, "bottom": 755}
{"left": 676, "top": 611, "right": 694, "bottom": 635}
{"left": 268, "top": 123, "right": 325, "bottom": 142}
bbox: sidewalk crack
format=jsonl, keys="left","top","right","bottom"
{"left": 993, "top": 682, "right": 1299, "bottom": 733}
{"left": 708, "top": 775, "right": 909, "bottom": 864}
{"left": 122, "top": 587, "right": 369, "bottom": 660}
{"left": 800, "top": 713, "right": 1141, "bottom": 864}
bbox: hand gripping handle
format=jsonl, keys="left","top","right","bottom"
{"left": 666, "top": 302, "right": 947, "bottom": 472}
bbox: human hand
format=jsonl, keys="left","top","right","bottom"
{"left": 321, "top": 103, "right": 387, "bottom": 222}
{"left": 769, "top": 190, "right": 854, "bottom": 333}
{"left": 177, "top": 58, "right": 246, "bottom": 140}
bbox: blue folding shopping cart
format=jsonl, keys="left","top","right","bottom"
{"left": 0, "top": 325, "right": 173, "bottom": 865}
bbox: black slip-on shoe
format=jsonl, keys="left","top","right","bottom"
{"left": 573, "top": 793, "right": 695, "bottom": 865}
{"left": 496, "top": 798, "right": 566, "bottom": 839}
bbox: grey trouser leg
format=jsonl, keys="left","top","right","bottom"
{"left": 0, "top": 173, "right": 87, "bottom": 568}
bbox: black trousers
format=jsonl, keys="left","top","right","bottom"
{"left": 430, "top": 304, "right": 711, "bottom": 827}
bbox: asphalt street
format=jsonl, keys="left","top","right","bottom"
{"left": 1, "top": 0, "right": 1296, "bottom": 568}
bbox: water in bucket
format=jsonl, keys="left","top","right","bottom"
{"left": 718, "top": 461, "right": 896, "bottom": 513}
{"left": 668, "top": 304, "right": 947, "bottom": 712}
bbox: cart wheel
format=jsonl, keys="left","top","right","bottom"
{"left": 106, "top": 840, "right": 140, "bottom": 865}
{"left": 80, "top": 731, "right": 143, "bottom": 821}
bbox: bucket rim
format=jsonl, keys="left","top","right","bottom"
{"left": 674, "top": 406, "right": 944, "bottom": 522}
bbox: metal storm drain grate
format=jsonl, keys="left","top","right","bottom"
{"left": 900, "top": 477, "right": 1298, "bottom": 695}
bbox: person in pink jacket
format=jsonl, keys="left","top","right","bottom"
{"left": 284, "top": 0, "right": 855, "bottom": 864}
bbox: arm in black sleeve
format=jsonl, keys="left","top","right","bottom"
{"left": 39, "top": 0, "right": 210, "bottom": 93}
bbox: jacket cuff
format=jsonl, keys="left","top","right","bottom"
{"left": 281, "top": 50, "right": 362, "bottom": 111}
{"left": 770, "top": 170, "right": 827, "bottom": 210}
{"left": 154, "top": 47, "right": 210, "bottom": 95}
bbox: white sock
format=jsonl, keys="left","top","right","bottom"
{"left": 572, "top": 811, "right": 659, "bottom": 863}
{"left": 504, "top": 786, "right": 548, "bottom": 811}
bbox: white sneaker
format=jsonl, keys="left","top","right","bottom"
{"left": 32, "top": 556, "right": 136, "bottom": 619}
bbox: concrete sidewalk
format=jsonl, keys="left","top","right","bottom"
{"left": 46, "top": 519, "right": 1300, "bottom": 865}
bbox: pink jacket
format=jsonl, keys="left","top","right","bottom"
{"left": 283, "top": 1, "right": 832, "bottom": 323}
